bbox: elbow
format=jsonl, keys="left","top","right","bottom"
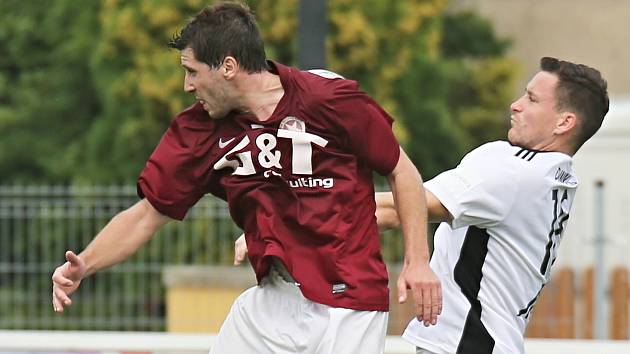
{"left": 119, "top": 200, "right": 167, "bottom": 238}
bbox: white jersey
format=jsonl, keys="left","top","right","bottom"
{"left": 403, "top": 141, "right": 578, "bottom": 354}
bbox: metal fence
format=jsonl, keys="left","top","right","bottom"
{"left": 0, "top": 185, "right": 403, "bottom": 331}
{"left": 0, "top": 185, "right": 241, "bottom": 331}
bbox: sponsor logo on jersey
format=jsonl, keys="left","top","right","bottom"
{"left": 279, "top": 116, "right": 306, "bottom": 132}
{"left": 554, "top": 167, "right": 577, "bottom": 185}
{"left": 263, "top": 170, "right": 282, "bottom": 178}
{"left": 263, "top": 170, "right": 334, "bottom": 189}
{"left": 288, "top": 176, "right": 334, "bottom": 189}
{"left": 214, "top": 117, "right": 334, "bottom": 189}
{"left": 218, "top": 137, "right": 235, "bottom": 148}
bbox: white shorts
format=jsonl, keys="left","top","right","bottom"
{"left": 210, "top": 265, "right": 388, "bottom": 354}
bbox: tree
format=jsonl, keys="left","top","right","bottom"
{"left": 0, "top": 0, "right": 516, "bottom": 184}
{"left": 0, "top": 0, "right": 101, "bottom": 183}
{"left": 77, "top": 0, "right": 300, "bottom": 183}
{"left": 76, "top": 0, "right": 201, "bottom": 183}
{"left": 250, "top": 0, "right": 517, "bottom": 179}
{"left": 393, "top": 11, "right": 518, "bottom": 178}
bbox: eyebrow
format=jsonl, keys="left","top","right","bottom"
{"left": 181, "top": 64, "right": 196, "bottom": 72}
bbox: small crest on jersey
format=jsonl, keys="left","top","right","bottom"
{"left": 279, "top": 116, "right": 306, "bottom": 132}
{"left": 332, "top": 283, "right": 347, "bottom": 294}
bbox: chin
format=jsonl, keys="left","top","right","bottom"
{"left": 507, "top": 130, "right": 516, "bottom": 144}
{"left": 507, "top": 133, "right": 525, "bottom": 148}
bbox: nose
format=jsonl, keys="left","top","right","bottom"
{"left": 184, "top": 74, "right": 195, "bottom": 93}
{"left": 510, "top": 96, "right": 523, "bottom": 113}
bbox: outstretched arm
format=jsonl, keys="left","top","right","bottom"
{"left": 52, "top": 198, "right": 171, "bottom": 313}
{"left": 387, "top": 148, "right": 442, "bottom": 327}
{"left": 375, "top": 192, "right": 400, "bottom": 230}
{"left": 376, "top": 189, "right": 452, "bottom": 230}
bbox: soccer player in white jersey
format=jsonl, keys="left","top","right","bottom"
{"left": 375, "top": 57, "right": 609, "bottom": 354}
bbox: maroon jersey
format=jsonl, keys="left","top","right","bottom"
{"left": 138, "top": 62, "right": 400, "bottom": 311}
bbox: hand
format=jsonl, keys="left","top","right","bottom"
{"left": 51, "top": 251, "right": 87, "bottom": 313}
{"left": 397, "top": 261, "right": 442, "bottom": 326}
{"left": 233, "top": 233, "right": 248, "bottom": 266}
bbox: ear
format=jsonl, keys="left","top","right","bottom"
{"left": 221, "top": 56, "right": 239, "bottom": 80}
{"left": 554, "top": 112, "right": 577, "bottom": 135}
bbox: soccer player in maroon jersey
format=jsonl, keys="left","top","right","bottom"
{"left": 51, "top": 2, "right": 441, "bottom": 352}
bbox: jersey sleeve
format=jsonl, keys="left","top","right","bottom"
{"left": 425, "top": 142, "right": 521, "bottom": 229}
{"left": 137, "top": 109, "right": 211, "bottom": 221}
{"left": 329, "top": 81, "right": 400, "bottom": 175}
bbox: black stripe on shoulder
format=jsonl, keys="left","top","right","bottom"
{"left": 527, "top": 152, "right": 538, "bottom": 161}
{"left": 514, "top": 148, "right": 537, "bottom": 161}
{"left": 454, "top": 226, "right": 495, "bottom": 354}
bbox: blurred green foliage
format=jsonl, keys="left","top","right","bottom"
{"left": 0, "top": 0, "right": 517, "bottom": 182}
{"left": 0, "top": 0, "right": 101, "bottom": 182}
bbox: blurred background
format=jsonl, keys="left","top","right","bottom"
{"left": 0, "top": 0, "right": 629, "bottom": 352}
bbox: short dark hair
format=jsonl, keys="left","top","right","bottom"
{"left": 540, "top": 57, "right": 609, "bottom": 151}
{"left": 168, "top": 1, "right": 268, "bottom": 73}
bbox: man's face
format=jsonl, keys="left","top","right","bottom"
{"left": 180, "top": 47, "right": 231, "bottom": 119}
{"left": 508, "top": 71, "right": 562, "bottom": 150}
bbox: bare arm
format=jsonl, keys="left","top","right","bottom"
{"left": 79, "top": 198, "right": 170, "bottom": 275}
{"left": 387, "top": 148, "right": 441, "bottom": 326}
{"left": 52, "top": 198, "right": 171, "bottom": 313}
{"left": 376, "top": 189, "right": 452, "bottom": 229}
{"left": 375, "top": 191, "right": 400, "bottom": 230}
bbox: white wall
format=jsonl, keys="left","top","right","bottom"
{"left": 560, "top": 98, "right": 630, "bottom": 270}
{"left": 449, "top": 0, "right": 630, "bottom": 97}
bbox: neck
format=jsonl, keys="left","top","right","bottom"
{"left": 530, "top": 140, "right": 575, "bottom": 156}
{"left": 235, "top": 71, "right": 284, "bottom": 121}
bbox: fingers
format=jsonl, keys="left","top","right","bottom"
{"left": 408, "top": 276, "right": 442, "bottom": 326}
{"left": 52, "top": 252, "right": 83, "bottom": 314}
{"left": 410, "top": 281, "right": 425, "bottom": 323}
{"left": 417, "top": 284, "right": 442, "bottom": 326}
{"left": 403, "top": 265, "right": 442, "bottom": 327}
{"left": 52, "top": 294, "right": 63, "bottom": 313}
{"left": 422, "top": 286, "right": 432, "bottom": 326}
{"left": 397, "top": 276, "right": 407, "bottom": 304}
{"left": 233, "top": 234, "right": 247, "bottom": 266}
{"left": 433, "top": 282, "right": 443, "bottom": 318}
{"left": 51, "top": 266, "right": 73, "bottom": 287}
{"left": 411, "top": 287, "right": 430, "bottom": 325}
{"left": 233, "top": 247, "right": 245, "bottom": 266}
{"left": 415, "top": 283, "right": 443, "bottom": 326}
{"left": 65, "top": 250, "right": 81, "bottom": 265}
{"left": 52, "top": 285, "right": 72, "bottom": 313}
